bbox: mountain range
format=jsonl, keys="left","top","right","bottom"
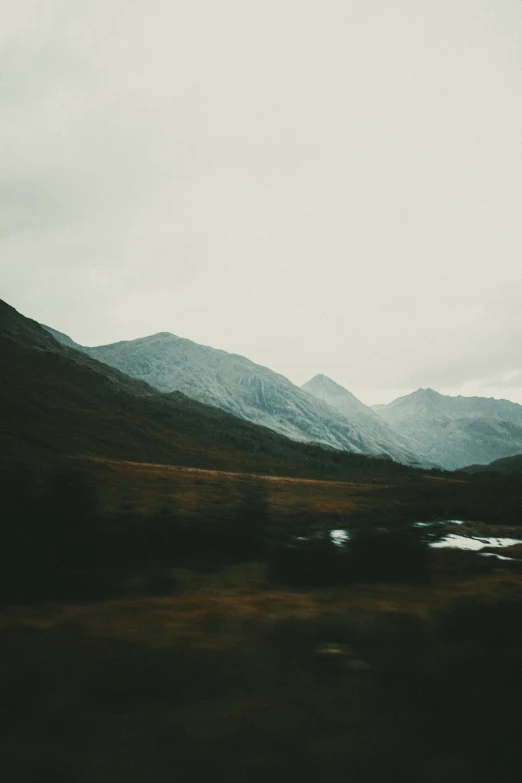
{"left": 44, "top": 321, "right": 522, "bottom": 471}
{"left": 373, "top": 388, "right": 522, "bottom": 470}
{"left": 1, "top": 299, "right": 413, "bottom": 480}
{"left": 44, "top": 326, "right": 424, "bottom": 466}
{"left": 4, "top": 300, "right": 522, "bottom": 472}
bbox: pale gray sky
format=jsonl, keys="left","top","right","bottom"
{"left": 2, "top": 0, "right": 522, "bottom": 404}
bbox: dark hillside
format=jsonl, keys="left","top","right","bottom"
{"left": 462, "top": 454, "right": 522, "bottom": 474}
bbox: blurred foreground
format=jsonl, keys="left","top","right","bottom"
{"left": 2, "top": 463, "right": 522, "bottom": 781}
{"left": 2, "top": 569, "right": 522, "bottom": 783}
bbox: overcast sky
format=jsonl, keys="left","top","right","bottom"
{"left": 2, "top": 0, "right": 522, "bottom": 404}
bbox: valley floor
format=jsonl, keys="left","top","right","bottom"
{"left": 83, "top": 455, "right": 376, "bottom": 515}
{"left": 2, "top": 570, "right": 522, "bottom": 783}
{"left": 3, "top": 454, "right": 522, "bottom": 782}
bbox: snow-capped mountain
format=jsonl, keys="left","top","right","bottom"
{"left": 372, "top": 388, "right": 522, "bottom": 470}
{"left": 43, "top": 328, "right": 423, "bottom": 465}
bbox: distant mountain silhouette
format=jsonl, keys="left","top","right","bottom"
{"left": 462, "top": 453, "right": 522, "bottom": 474}
{"left": 373, "top": 388, "right": 522, "bottom": 470}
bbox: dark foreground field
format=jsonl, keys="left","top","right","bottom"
{"left": 2, "top": 570, "right": 522, "bottom": 783}
{"left": 2, "top": 456, "right": 522, "bottom": 782}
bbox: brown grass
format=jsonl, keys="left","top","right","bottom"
{"left": 2, "top": 571, "right": 522, "bottom": 782}
{"left": 81, "top": 456, "right": 378, "bottom": 516}
{"left": 4, "top": 566, "right": 522, "bottom": 650}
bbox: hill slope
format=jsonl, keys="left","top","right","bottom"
{"left": 462, "top": 454, "right": 522, "bottom": 475}
{"left": 373, "top": 388, "right": 522, "bottom": 470}
{"left": 44, "top": 328, "right": 423, "bottom": 466}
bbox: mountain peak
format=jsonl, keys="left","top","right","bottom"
{"left": 373, "top": 385, "right": 522, "bottom": 469}
{"left": 378, "top": 387, "right": 444, "bottom": 412}
{"left": 302, "top": 374, "right": 360, "bottom": 400}
{"left": 301, "top": 374, "right": 400, "bottom": 434}
{"left": 305, "top": 374, "right": 342, "bottom": 389}
{"left": 137, "top": 331, "right": 178, "bottom": 343}
{"left": 63, "top": 333, "right": 423, "bottom": 465}
{"left": 412, "top": 387, "right": 442, "bottom": 397}
{"left": 103, "top": 331, "right": 181, "bottom": 349}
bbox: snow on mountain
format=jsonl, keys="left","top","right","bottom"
{"left": 302, "top": 374, "right": 423, "bottom": 458}
{"left": 44, "top": 328, "right": 423, "bottom": 465}
{"left": 373, "top": 388, "right": 522, "bottom": 470}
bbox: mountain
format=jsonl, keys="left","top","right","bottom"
{"left": 0, "top": 299, "right": 415, "bottom": 480}
{"left": 43, "top": 328, "right": 424, "bottom": 466}
{"left": 373, "top": 388, "right": 522, "bottom": 470}
{"left": 301, "top": 374, "right": 422, "bottom": 457}
{"left": 462, "top": 454, "right": 522, "bottom": 475}
{"left": 302, "top": 375, "right": 382, "bottom": 422}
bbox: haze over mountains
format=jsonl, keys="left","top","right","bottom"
{"left": 373, "top": 388, "right": 522, "bottom": 471}
{"left": 44, "top": 326, "right": 424, "bottom": 467}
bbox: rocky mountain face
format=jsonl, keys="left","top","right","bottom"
{"left": 302, "top": 374, "right": 382, "bottom": 422}
{"left": 372, "top": 388, "right": 522, "bottom": 470}
{"left": 44, "top": 328, "right": 423, "bottom": 465}
{"left": 38, "top": 320, "right": 522, "bottom": 471}
{"left": 301, "top": 374, "right": 423, "bottom": 459}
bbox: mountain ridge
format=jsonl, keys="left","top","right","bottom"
{"left": 1, "top": 298, "right": 419, "bottom": 480}
{"left": 43, "top": 326, "right": 424, "bottom": 466}
{"left": 462, "top": 453, "right": 522, "bottom": 474}
{"left": 373, "top": 388, "right": 522, "bottom": 469}
{"left": 38, "top": 317, "right": 522, "bottom": 471}
{"left": 301, "top": 373, "right": 424, "bottom": 460}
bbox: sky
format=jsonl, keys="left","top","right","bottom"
{"left": 2, "top": 0, "right": 522, "bottom": 405}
